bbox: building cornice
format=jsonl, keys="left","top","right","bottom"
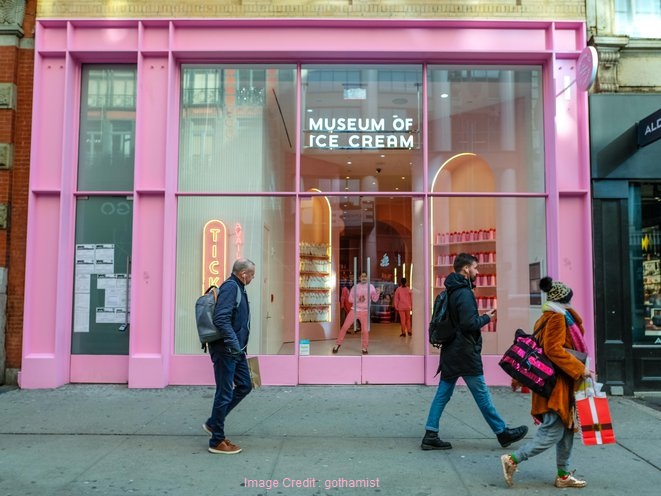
{"left": 37, "top": 0, "right": 586, "bottom": 20}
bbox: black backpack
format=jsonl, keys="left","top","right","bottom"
{"left": 428, "top": 289, "right": 457, "bottom": 348}
{"left": 195, "top": 280, "right": 241, "bottom": 351}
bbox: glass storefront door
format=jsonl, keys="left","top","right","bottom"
{"left": 298, "top": 64, "right": 425, "bottom": 383}
{"left": 298, "top": 193, "right": 425, "bottom": 384}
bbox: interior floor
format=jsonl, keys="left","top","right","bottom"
{"left": 279, "top": 322, "right": 424, "bottom": 355}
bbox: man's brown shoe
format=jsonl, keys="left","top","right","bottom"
{"left": 208, "top": 439, "right": 242, "bottom": 454}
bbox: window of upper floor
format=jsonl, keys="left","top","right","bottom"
{"left": 614, "top": 0, "right": 661, "bottom": 38}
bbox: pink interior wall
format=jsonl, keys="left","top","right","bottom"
{"left": 21, "top": 19, "right": 592, "bottom": 388}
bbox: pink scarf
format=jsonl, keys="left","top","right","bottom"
{"left": 543, "top": 302, "right": 588, "bottom": 353}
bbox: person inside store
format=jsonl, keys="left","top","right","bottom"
{"left": 393, "top": 277, "right": 413, "bottom": 337}
{"left": 421, "top": 252, "right": 528, "bottom": 451}
{"left": 340, "top": 282, "right": 354, "bottom": 331}
{"left": 500, "top": 276, "right": 591, "bottom": 488}
{"left": 203, "top": 258, "right": 255, "bottom": 455}
{"left": 332, "top": 272, "right": 380, "bottom": 355}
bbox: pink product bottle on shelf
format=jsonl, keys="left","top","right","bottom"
{"left": 489, "top": 228, "right": 496, "bottom": 240}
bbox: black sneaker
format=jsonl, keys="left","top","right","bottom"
{"left": 497, "top": 425, "right": 528, "bottom": 448}
{"left": 421, "top": 430, "right": 452, "bottom": 450}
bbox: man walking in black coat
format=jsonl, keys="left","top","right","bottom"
{"left": 421, "top": 253, "right": 528, "bottom": 450}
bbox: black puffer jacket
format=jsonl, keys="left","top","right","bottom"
{"left": 436, "top": 271, "right": 491, "bottom": 379}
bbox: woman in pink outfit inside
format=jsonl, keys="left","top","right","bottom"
{"left": 333, "top": 272, "right": 380, "bottom": 354}
{"left": 393, "top": 277, "right": 413, "bottom": 336}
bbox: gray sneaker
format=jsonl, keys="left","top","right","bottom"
{"left": 500, "top": 454, "right": 517, "bottom": 487}
{"left": 555, "top": 473, "right": 587, "bottom": 488}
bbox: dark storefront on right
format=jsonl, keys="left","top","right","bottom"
{"left": 591, "top": 94, "right": 661, "bottom": 395}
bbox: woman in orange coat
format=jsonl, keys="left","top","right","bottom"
{"left": 500, "top": 277, "right": 591, "bottom": 489}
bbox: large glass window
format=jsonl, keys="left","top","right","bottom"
{"left": 427, "top": 66, "right": 544, "bottom": 192}
{"left": 301, "top": 65, "right": 423, "bottom": 193}
{"left": 178, "top": 65, "right": 297, "bottom": 192}
{"left": 631, "top": 183, "right": 661, "bottom": 344}
{"left": 174, "top": 196, "right": 297, "bottom": 355}
{"left": 431, "top": 195, "right": 547, "bottom": 355}
{"left": 78, "top": 66, "right": 136, "bottom": 191}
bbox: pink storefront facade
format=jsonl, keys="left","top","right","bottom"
{"left": 20, "top": 19, "right": 594, "bottom": 388}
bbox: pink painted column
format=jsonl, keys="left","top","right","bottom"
{"left": 20, "top": 47, "right": 76, "bottom": 388}
{"left": 128, "top": 52, "right": 171, "bottom": 387}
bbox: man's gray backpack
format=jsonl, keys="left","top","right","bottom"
{"left": 428, "top": 289, "right": 457, "bottom": 348}
{"left": 195, "top": 280, "right": 241, "bottom": 351}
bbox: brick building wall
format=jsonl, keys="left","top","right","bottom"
{"left": 0, "top": 0, "right": 35, "bottom": 384}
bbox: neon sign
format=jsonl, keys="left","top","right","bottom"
{"left": 202, "top": 220, "right": 227, "bottom": 293}
{"left": 305, "top": 116, "right": 418, "bottom": 150}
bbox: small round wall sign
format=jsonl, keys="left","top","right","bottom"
{"left": 577, "top": 46, "right": 598, "bottom": 91}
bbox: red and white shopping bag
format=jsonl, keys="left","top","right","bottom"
{"left": 575, "top": 378, "right": 616, "bottom": 446}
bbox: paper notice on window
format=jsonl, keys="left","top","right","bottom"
{"left": 96, "top": 307, "right": 127, "bottom": 324}
{"left": 73, "top": 293, "right": 91, "bottom": 333}
{"left": 97, "top": 274, "right": 129, "bottom": 308}
{"left": 75, "top": 244, "right": 96, "bottom": 263}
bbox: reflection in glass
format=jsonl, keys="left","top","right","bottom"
{"left": 178, "top": 65, "right": 296, "bottom": 193}
{"left": 427, "top": 66, "right": 544, "bottom": 192}
{"left": 78, "top": 65, "right": 136, "bottom": 191}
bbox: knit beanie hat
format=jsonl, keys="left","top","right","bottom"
{"left": 540, "top": 276, "right": 572, "bottom": 303}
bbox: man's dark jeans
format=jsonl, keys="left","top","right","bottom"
{"left": 207, "top": 345, "right": 252, "bottom": 446}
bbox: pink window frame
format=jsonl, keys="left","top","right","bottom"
{"left": 20, "top": 19, "right": 593, "bottom": 388}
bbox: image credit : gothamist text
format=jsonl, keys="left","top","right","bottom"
{"left": 243, "top": 477, "right": 381, "bottom": 490}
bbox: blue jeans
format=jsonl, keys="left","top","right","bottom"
{"left": 206, "top": 346, "right": 252, "bottom": 446}
{"left": 513, "top": 411, "right": 574, "bottom": 472}
{"left": 425, "top": 375, "right": 507, "bottom": 435}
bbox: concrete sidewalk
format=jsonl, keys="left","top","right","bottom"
{"left": 0, "top": 384, "right": 659, "bottom": 496}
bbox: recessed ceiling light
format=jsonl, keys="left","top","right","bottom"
{"left": 441, "top": 93, "right": 449, "bottom": 98}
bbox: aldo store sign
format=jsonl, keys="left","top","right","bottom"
{"left": 638, "top": 108, "right": 661, "bottom": 148}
